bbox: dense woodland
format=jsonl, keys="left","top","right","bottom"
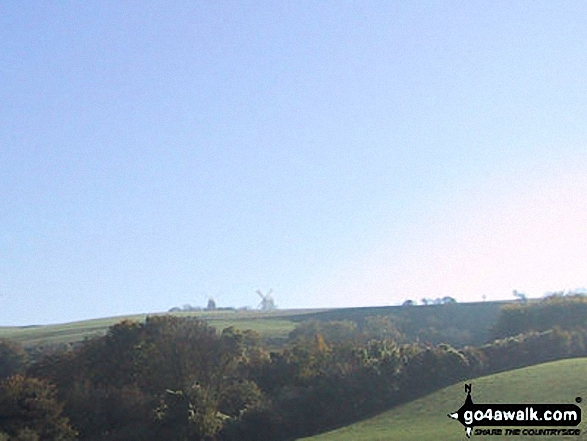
{"left": 2, "top": 294, "right": 587, "bottom": 441}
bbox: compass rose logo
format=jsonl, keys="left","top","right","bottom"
{"left": 448, "top": 383, "right": 581, "bottom": 438}
{"left": 448, "top": 383, "right": 475, "bottom": 438}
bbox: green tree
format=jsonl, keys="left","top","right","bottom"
{"left": 0, "top": 340, "right": 27, "bottom": 381}
{"left": 153, "top": 384, "right": 224, "bottom": 440}
{"left": 218, "top": 380, "right": 263, "bottom": 417}
{"left": 0, "top": 375, "right": 77, "bottom": 441}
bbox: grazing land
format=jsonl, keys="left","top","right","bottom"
{"left": 0, "top": 309, "right": 319, "bottom": 346}
{"left": 0, "top": 300, "right": 506, "bottom": 347}
{"left": 299, "top": 357, "right": 587, "bottom": 441}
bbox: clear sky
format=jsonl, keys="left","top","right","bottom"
{"left": 1, "top": 1, "right": 586, "bottom": 325}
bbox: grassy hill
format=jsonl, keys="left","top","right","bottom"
{"left": 0, "top": 300, "right": 508, "bottom": 348}
{"left": 0, "top": 309, "right": 319, "bottom": 346}
{"left": 299, "top": 358, "right": 587, "bottom": 441}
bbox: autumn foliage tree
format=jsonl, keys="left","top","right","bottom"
{"left": 0, "top": 375, "right": 77, "bottom": 441}
{"left": 0, "top": 340, "right": 27, "bottom": 381}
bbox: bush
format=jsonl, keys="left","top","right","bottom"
{"left": 0, "top": 340, "right": 27, "bottom": 381}
{"left": 0, "top": 375, "right": 77, "bottom": 441}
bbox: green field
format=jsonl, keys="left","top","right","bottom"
{"left": 0, "top": 301, "right": 507, "bottom": 348}
{"left": 299, "top": 358, "right": 587, "bottom": 441}
{"left": 0, "top": 309, "right": 325, "bottom": 346}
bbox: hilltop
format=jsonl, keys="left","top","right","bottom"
{"left": 0, "top": 300, "right": 507, "bottom": 348}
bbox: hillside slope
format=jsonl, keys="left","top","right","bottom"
{"left": 0, "top": 301, "right": 506, "bottom": 347}
{"left": 0, "top": 309, "right": 315, "bottom": 346}
{"left": 299, "top": 358, "right": 587, "bottom": 441}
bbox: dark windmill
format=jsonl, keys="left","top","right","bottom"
{"left": 256, "top": 289, "right": 276, "bottom": 311}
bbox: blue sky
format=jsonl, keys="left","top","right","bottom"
{"left": 1, "top": 1, "right": 586, "bottom": 325}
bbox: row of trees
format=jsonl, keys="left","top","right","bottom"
{"left": 2, "top": 296, "right": 587, "bottom": 440}
{"left": 492, "top": 293, "right": 587, "bottom": 338}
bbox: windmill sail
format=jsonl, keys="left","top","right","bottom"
{"left": 256, "top": 289, "right": 276, "bottom": 311}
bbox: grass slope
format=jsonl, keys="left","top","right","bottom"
{"left": 0, "top": 309, "right": 323, "bottom": 346}
{"left": 299, "top": 358, "right": 587, "bottom": 441}
{"left": 0, "top": 300, "right": 512, "bottom": 348}
{"left": 0, "top": 301, "right": 508, "bottom": 348}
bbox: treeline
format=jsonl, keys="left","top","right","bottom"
{"left": 294, "top": 300, "right": 504, "bottom": 347}
{"left": 492, "top": 294, "right": 587, "bottom": 338}
{"left": 1, "top": 297, "right": 587, "bottom": 440}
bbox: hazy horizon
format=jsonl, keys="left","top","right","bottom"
{"left": 2, "top": 1, "right": 586, "bottom": 326}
